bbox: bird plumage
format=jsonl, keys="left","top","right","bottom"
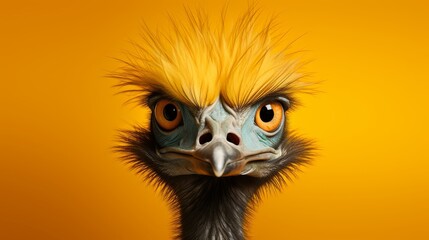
{"left": 113, "top": 5, "right": 314, "bottom": 240}
{"left": 113, "top": 6, "right": 307, "bottom": 109}
{"left": 118, "top": 127, "right": 312, "bottom": 239}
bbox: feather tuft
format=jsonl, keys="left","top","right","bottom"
{"left": 110, "top": 6, "right": 311, "bottom": 109}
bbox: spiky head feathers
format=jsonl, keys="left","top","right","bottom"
{"left": 113, "top": 8, "right": 315, "bottom": 239}
{"left": 114, "top": 7, "right": 306, "bottom": 110}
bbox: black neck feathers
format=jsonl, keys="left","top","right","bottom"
{"left": 117, "top": 127, "right": 312, "bottom": 240}
{"left": 170, "top": 176, "right": 263, "bottom": 240}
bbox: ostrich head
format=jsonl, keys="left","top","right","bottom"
{"left": 113, "top": 6, "right": 313, "bottom": 240}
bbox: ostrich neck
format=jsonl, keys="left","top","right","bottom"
{"left": 169, "top": 176, "right": 262, "bottom": 240}
{"left": 120, "top": 124, "right": 311, "bottom": 238}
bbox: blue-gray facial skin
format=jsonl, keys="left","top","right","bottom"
{"left": 151, "top": 97, "right": 289, "bottom": 177}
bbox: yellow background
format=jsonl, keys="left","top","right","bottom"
{"left": 1, "top": 0, "right": 428, "bottom": 239}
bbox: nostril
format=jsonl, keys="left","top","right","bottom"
{"left": 226, "top": 133, "right": 240, "bottom": 145}
{"left": 199, "top": 133, "right": 213, "bottom": 145}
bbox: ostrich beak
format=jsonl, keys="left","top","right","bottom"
{"left": 211, "top": 144, "right": 228, "bottom": 177}
{"left": 195, "top": 139, "right": 242, "bottom": 177}
{"left": 193, "top": 111, "right": 244, "bottom": 177}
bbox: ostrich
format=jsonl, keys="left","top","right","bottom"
{"left": 113, "top": 6, "right": 313, "bottom": 240}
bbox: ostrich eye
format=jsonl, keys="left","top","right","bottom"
{"left": 255, "top": 101, "right": 284, "bottom": 132}
{"left": 155, "top": 100, "right": 182, "bottom": 131}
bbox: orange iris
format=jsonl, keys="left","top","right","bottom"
{"left": 255, "top": 101, "right": 284, "bottom": 132}
{"left": 154, "top": 100, "right": 182, "bottom": 131}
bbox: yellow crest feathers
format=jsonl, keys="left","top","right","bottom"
{"left": 113, "top": 6, "right": 308, "bottom": 109}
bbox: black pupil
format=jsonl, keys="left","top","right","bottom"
{"left": 163, "top": 104, "right": 178, "bottom": 121}
{"left": 260, "top": 104, "right": 274, "bottom": 122}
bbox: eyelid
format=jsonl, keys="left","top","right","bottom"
{"left": 250, "top": 96, "right": 290, "bottom": 111}
{"left": 274, "top": 97, "right": 290, "bottom": 111}
{"left": 147, "top": 93, "right": 181, "bottom": 110}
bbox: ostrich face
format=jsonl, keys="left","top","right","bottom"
{"left": 113, "top": 8, "right": 312, "bottom": 183}
{"left": 151, "top": 96, "right": 290, "bottom": 177}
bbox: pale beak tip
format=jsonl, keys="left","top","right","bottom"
{"left": 213, "top": 168, "right": 225, "bottom": 177}
{"left": 212, "top": 145, "right": 228, "bottom": 177}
